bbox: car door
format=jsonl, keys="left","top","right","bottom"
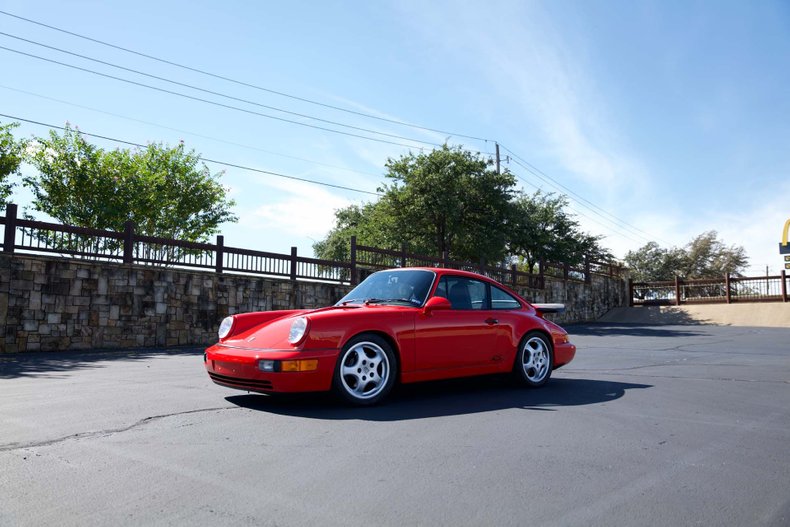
{"left": 414, "top": 275, "right": 506, "bottom": 372}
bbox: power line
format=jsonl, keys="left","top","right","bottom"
{"left": 0, "top": 84, "right": 384, "bottom": 179}
{"left": 0, "top": 9, "right": 491, "bottom": 143}
{"left": 0, "top": 45, "right": 433, "bottom": 151}
{"left": 502, "top": 145, "right": 670, "bottom": 245}
{"left": 2, "top": 111, "right": 649, "bottom": 249}
{"left": 508, "top": 168, "right": 646, "bottom": 246}
{"left": 510, "top": 157, "right": 651, "bottom": 244}
{"left": 0, "top": 30, "right": 452, "bottom": 148}
{"left": 0, "top": 113, "right": 382, "bottom": 197}
{"left": 0, "top": 8, "right": 670, "bottom": 247}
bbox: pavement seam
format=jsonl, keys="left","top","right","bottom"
{"left": 0, "top": 405, "right": 240, "bottom": 452}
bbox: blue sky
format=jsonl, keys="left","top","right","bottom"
{"left": 1, "top": 0, "right": 788, "bottom": 273}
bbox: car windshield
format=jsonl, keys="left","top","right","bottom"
{"left": 337, "top": 269, "right": 435, "bottom": 307}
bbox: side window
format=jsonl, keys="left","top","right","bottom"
{"left": 434, "top": 277, "right": 449, "bottom": 299}
{"left": 445, "top": 276, "right": 487, "bottom": 310}
{"left": 490, "top": 286, "right": 522, "bottom": 310}
{"left": 467, "top": 280, "right": 487, "bottom": 310}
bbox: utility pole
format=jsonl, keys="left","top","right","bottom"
{"left": 495, "top": 143, "right": 500, "bottom": 174}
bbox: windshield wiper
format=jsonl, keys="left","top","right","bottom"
{"left": 364, "top": 297, "right": 420, "bottom": 306}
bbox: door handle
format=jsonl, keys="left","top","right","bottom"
{"left": 485, "top": 318, "right": 498, "bottom": 325}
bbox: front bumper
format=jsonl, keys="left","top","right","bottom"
{"left": 204, "top": 345, "right": 340, "bottom": 393}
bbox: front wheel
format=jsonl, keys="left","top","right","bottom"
{"left": 513, "top": 331, "right": 553, "bottom": 388}
{"left": 333, "top": 334, "right": 397, "bottom": 406}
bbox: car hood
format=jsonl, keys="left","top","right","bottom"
{"left": 220, "top": 304, "right": 417, "bottom": 351}
{"left": 219, "top": 304, "right": 403, "bottom": 351}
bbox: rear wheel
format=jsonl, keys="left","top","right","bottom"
{"left": 513, "top": 331, "right": 553, "bottom": 387}
{"left": 333, "top": 334, "right": 397, "bottom": 406}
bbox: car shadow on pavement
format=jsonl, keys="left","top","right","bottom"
{"left": 567, "top": 323, "right": 709, "bottom": 338}
{"left": 225, "top": 376, "right": 652, "bottom": 421}
{"left": 0, "top": 347, "right": 203, "bottom": 379}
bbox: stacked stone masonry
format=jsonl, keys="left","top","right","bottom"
{"left": 0, "top": 254, "right": 627, "bottom": 353}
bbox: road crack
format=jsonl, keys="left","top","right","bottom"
{"left": 0, "top": 406, "right": 240, "bottom": 453}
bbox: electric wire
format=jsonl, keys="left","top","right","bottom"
{"left": 0, "top": 113, "right": 382, "bottom": 197}
{"left": 509, "top": 156, "right": 651, "bottom": 244}
{"left": 0, "top": 84, "right": 384, "bottom": 179}
{"left": 0, "top": 30, "right": 452, "bottom": 148}
{"left": 0, "top": 9, "right": 670, "bottom": 246}
{"left": 508, "top": 168, "right": 645, "bottom": 246}
{"left": 502, "top": 144, "right": 670, "bottom": 245}
{"left": 3, "top": 109, "right": 650, "bottom": 248}
{"left": 0, "top": 9, "right": 491, "bottom": 143}
{"left": 0, "top": 45, "right": 432, "bottom": 151}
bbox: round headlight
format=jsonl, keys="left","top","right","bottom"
{"left": 218, "top": 316, "right": 234, "bottom": 340}
{"left": 288, "top": 317, "right": 308, "bottom": 344}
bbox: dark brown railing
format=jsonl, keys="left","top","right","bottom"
{"left": 350, "top": 238, "right": 621, "bottom": 288}
{"left": 1, "top": 203, "right": 623, "bottom": 287}
{"left": 630, "top": 273, "right": 789, "bottom": 306}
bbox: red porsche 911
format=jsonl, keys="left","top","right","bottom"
{"left": 204, "top": 267, "right": 576, "bottom": 405}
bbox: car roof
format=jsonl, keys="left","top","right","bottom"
{"left": 371, "top": 267, "right": 530, "bottom": 308}
{"left": 380, "top": 266, "right": 505, "bottom": 282}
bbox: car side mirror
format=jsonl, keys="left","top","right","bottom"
{"left": 422, "top": 295, "right": 451, "bottom": 315}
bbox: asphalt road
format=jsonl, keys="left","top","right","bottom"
{"left": 1, "top": 323, "right": 789, "bottom": 527}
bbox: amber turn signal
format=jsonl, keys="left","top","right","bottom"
{"left": 280, "top": 359, "right": 319, "bottom": 372}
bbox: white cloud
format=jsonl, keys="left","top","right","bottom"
{"left": 595, "top": 180, "right": 790, "bottom": 273}
{"left": 248, "top": 179, "right": 352, "bottom": 240}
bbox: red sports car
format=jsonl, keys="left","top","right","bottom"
{"left": 204, "top": 267, "right": 576, "bottom": 405}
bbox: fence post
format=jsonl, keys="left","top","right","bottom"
{"left": 539, "top": 258, "right": 545, "bottom": 289}
{"left": 400, "top": 242, "right": 407, "bottom": 268}
{"left": 3, "top": 203, "right": 17, "bottom": 254}
{"left": 442, "top": 250, "right": 449, "bottom": 268}
{"left": 584, "top": 256, "right": 590, "bottom": 284}
{"left": 628, "top": 279, "right": 634, "bottom": 307}
{"left": 123, "top": 220, "right": 134, "bottom": 264}
{"left": 350, "top": 236, "right": 358, "bottom": 285}
{"left": 479, "top": 257, "right": 485, "bottom": 275}
{"left": 725, "top": 273, "right": 731, "bottom": 304}
{"left": 782, "top": 270, "right": 787, "bottom": 303}
{"left": 290, "top": 247, "right": 297, "bottom": 281}
{"left": 674, "top": 275, "right": 681, "bottom": 306}
{"left": 215, "top": 235, "right": 224, "bottom": 274}
{"left": 511, "top": 264, "right": 517, "bottom": 288}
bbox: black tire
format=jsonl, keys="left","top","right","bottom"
{"left": 332, "top": 334, "right": 397, "bottom": 406}
{"left": 513, "top": 331, "right": 553, "bottom": 388}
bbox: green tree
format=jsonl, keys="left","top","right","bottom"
{"left": 509, "top": 191, "right": 610, "bottom": 273}
{"left": 0, "top": 121, "right": 26, "bottom": 206}
{"left": 680, "top": 231, "right": 748, "bottom": 278}
{"left": 24, "top": 125, "right": 237, "bottom": 254}
{"left": 312, "top": 203, "right": 398, "bottom": 262}
{"left": 381, "top": 145, "right": 516, "bottom": 262}
{"left": 315, "top": 145, "right": 517, "bottom": 263}
{"left": 625, "top": 231, "right": 748, "bottom": 281}
{"left": 623, "top": 241, "right": 685, "bottom": 282}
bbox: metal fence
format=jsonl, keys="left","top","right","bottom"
{"left": 631, "top": 273, "right": 789, "bottom": 305}
{"left": 1, "top": 203, "right": 624, "bottom": 287}
{"left": 351, "top": 239, "right": 622, "bottom": 288}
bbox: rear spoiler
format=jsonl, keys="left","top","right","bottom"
{"left": 532, "top": 303, "right": 566, "bottom": 314}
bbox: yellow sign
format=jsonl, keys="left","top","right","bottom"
{"left": 786, "top": 263, "right": 790, "bottom": 270}
{"left": 786, "top": 255, "right": 790, "bottom": 262}
{"left": 782, "top": 219, "right": 790, "bottom": 255}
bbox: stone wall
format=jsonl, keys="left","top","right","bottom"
{"left": 0, "top": 253, "right": 627, "bottom": 353}
{"left": 0, "top": 254, "right": 351, "bottom": 353}
{"left": 522, "top": 272, "right": 630, "bottom": 324}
